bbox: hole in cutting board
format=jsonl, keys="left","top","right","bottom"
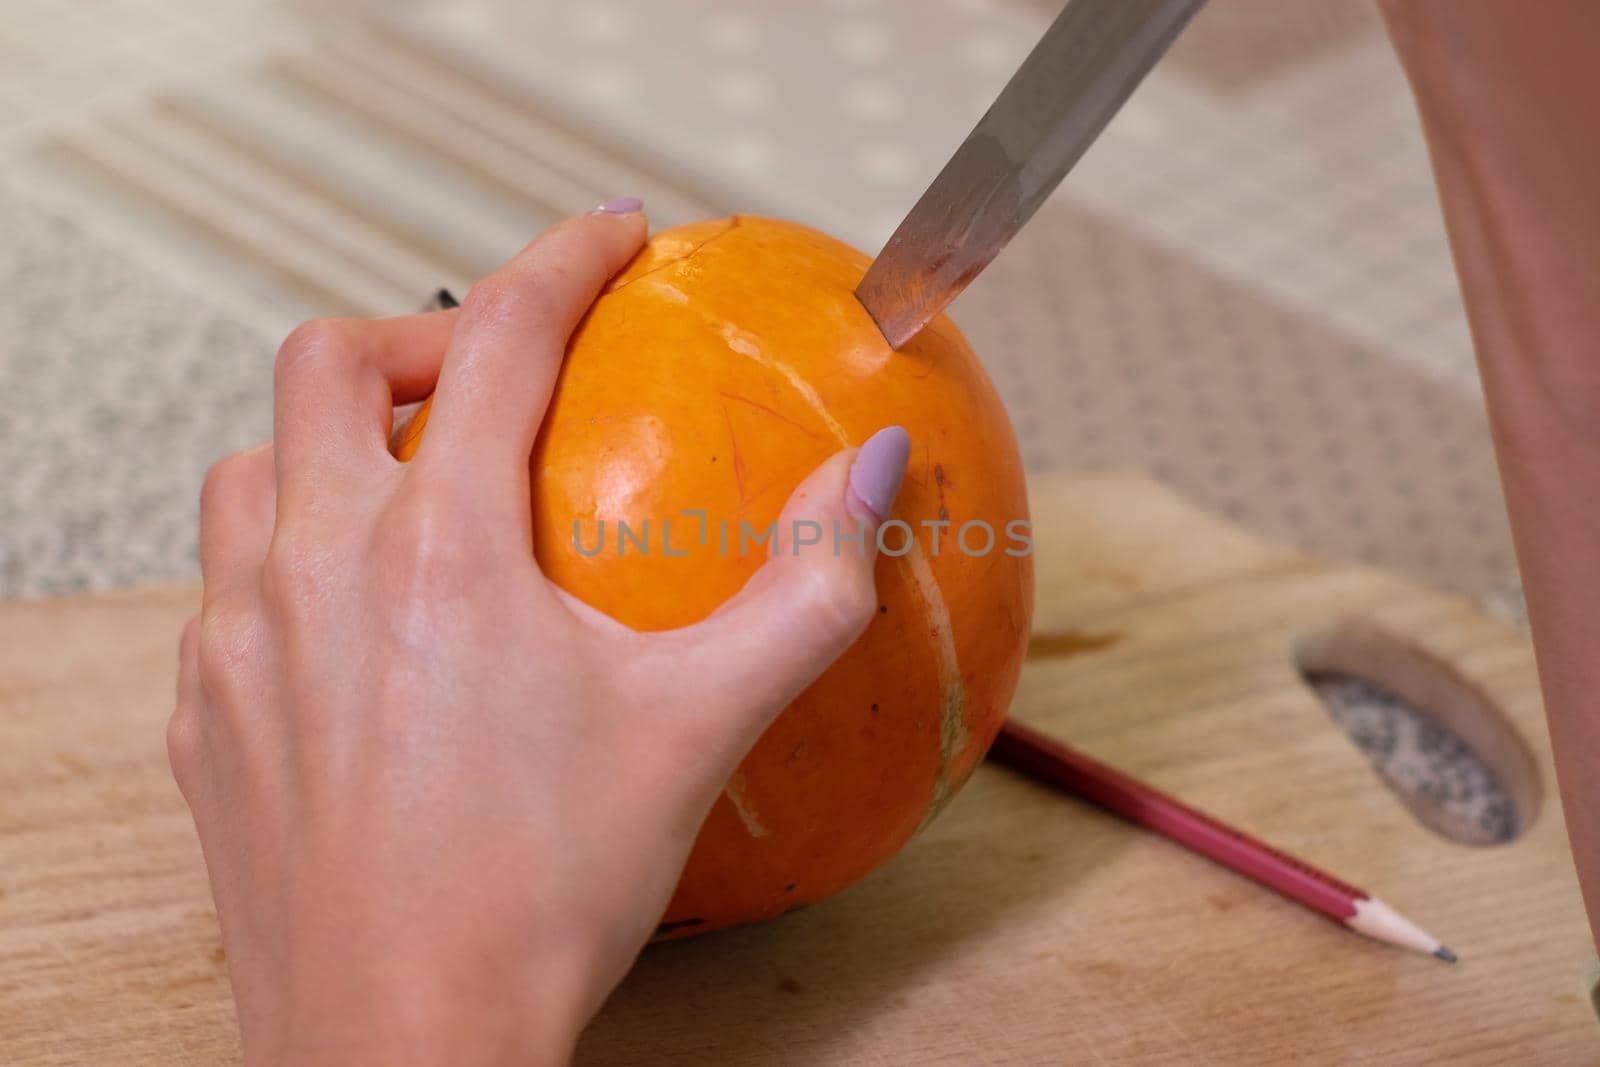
{"left": 1305, "top": 672, "right": 1522, "bottom": 844}
{"left": 1295, "top": 622, "right": 1540, "bottom": 846}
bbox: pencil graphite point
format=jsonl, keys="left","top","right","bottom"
{"left": 1434, "top": 946, "right": 1458, "bottom": 964}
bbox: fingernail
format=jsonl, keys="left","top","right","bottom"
{"left": 591, "top": 196, "right": 644, "bottom": 215}
{"left": 847, "top": 425, "right": 911, "bottom": 524}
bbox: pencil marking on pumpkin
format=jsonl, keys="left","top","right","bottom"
{"left": 607, "top": 216, "right": 741, "bottom": 296}
{"left": 718, "top": 391, "right": 823, "bottom": 440}
{"left": 720, "top": 403, "right": 749, "bottom": 506}
{"left": 724, "top": 773, "right": 770, "bottom": 838}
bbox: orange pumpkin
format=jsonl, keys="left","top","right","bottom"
{"left": 394, "top": 216, "right": 1033, "bottom": 934}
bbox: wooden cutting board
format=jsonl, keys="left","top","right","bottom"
{"left": 0, "top": 473, "right": 1590, "bottom": 1064}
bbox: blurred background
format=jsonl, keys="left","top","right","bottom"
{"left": 0, "top": 0, "right": 1512, "bottom": 606}
{"left": 0, "top": 0, "right": 1527, "bottom": 843}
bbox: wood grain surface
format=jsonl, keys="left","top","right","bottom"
{"left": 0, "top": 473, "right": 1590, "bottom": 1064}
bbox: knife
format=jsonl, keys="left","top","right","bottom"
{"left": 855, "top": 0, "right": 1206, "bottom": 349}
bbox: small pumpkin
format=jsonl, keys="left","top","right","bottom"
{"left": 394, "top": 217, "right": 1033, "bottom": 934}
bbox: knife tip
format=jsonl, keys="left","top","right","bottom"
{"left": 854, "top": 288, "right": 919, "bottom": 350}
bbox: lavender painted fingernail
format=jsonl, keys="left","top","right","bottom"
{"left": 847, "top": 426, "right": 912, "bottom": 524}
{"left": 592, "top": 196, "right": 644, "bottom": 215}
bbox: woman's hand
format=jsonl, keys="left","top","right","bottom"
{"left": 1378, "top": 1, "right": 1600, "bottom": 948}
{"left": 169, "top": 202, "right": 911, "bottom": 1066}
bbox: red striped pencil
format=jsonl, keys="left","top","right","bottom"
{"left": 988, "top": 718, "right": 1456, "bottom": 962}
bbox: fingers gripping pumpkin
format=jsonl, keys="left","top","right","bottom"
{"left": 394, "top": 217, "right": 1033, "bottom": 934}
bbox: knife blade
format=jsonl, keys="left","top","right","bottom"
{"left": 855, "top": 0, "right": 1206, "bottom": 349}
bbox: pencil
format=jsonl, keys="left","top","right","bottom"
{"left": 988, "top": 718, "right": 1457, "bottom": 962}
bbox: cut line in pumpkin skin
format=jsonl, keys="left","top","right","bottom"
{"left": 908, "top": 541, "right": 967, "bottom": 828}
{"left": 704, "top": 297, "right": 969, "bottom": 830}
{"left": 723, "top": 772, "right": 771, "bottom": 839}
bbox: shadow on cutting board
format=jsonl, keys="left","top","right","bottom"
{"left": 576, "top": 768, "right": 1133, "bottom": 1065}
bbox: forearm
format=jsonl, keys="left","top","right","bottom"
{"left": 1380, "top": 1, "right": 1600, "bottom": 943}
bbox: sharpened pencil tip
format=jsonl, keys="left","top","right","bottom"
{"left": 1434, "top": 946, "right": 1458, "bottom": 964}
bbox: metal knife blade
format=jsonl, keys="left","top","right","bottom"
{"left": 855, "top": 0, "right": 1205, "bottom": 348}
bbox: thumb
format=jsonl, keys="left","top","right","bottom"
{"left": 645, "top": 425, "right": 911, "bottom": 762}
